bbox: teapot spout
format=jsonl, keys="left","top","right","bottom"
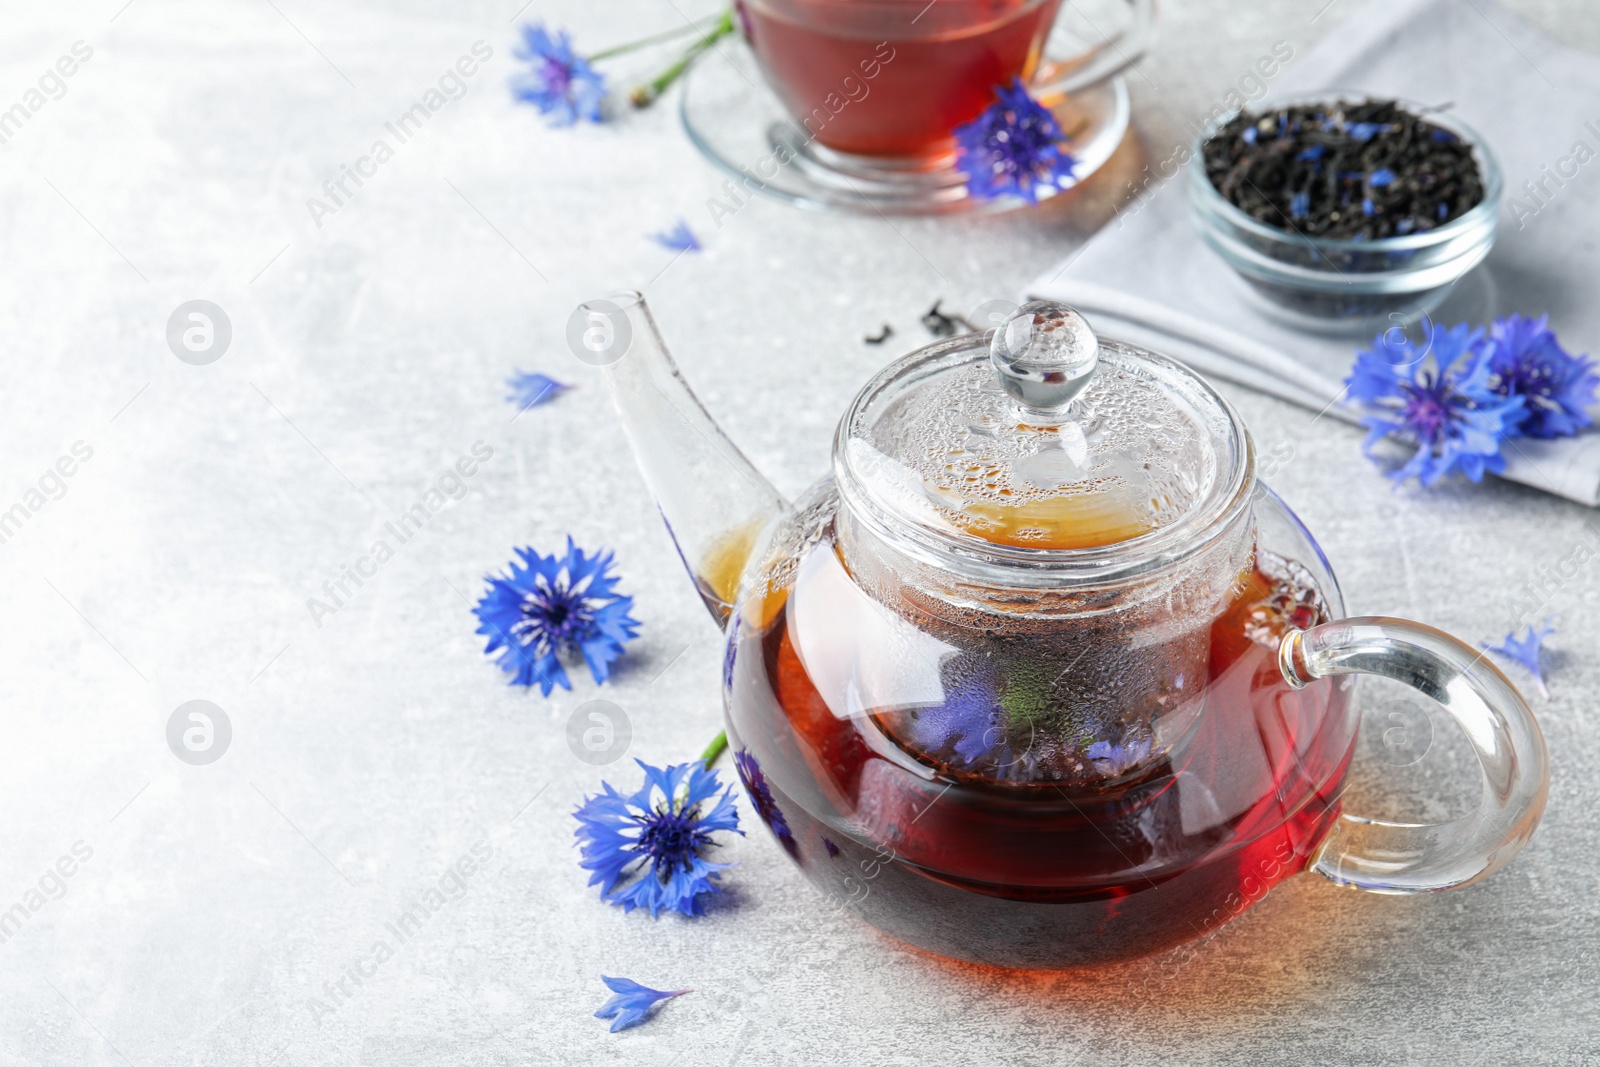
{"left": 592, "top": 291, "right": 787, "bottom": 628}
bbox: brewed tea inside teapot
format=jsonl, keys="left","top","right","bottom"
{"left": 593, "top": 293, "right": 1547, "bottom": 968}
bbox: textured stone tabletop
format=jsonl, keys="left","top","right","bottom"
{"left": 2, "top": 0, "right": 1598, "bottom": 1064}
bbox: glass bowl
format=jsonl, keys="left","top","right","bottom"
{"left": 1188, "top": 93, "right": 1502, "bottom": 332}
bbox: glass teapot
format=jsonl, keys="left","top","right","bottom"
{"left": 591, "top": 292, "right": 1548, "bottom": 968}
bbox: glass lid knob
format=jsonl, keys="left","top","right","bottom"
{"left": 989, "top": 300, "right": 1099, "bottom": 417}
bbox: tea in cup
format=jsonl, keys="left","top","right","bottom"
{"left": 735, "top": 0, "right": 1156, "bottom": 160}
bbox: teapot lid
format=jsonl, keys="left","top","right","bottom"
{"left": 834, "top": 301, "right": 1252, "bottom": 583}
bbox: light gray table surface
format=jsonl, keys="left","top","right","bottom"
{"left": 3, "top": 1, "right": 1598, "bottom": 1064}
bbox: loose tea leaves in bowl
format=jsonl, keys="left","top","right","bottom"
{"left": 1201, "top": 99, "right": 1485, "bottom": 240}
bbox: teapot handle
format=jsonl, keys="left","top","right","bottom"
{"left": 1279, "top": 617, "right": 1549, "bottom": 893}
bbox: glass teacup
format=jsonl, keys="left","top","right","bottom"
{"left": 735, "top": 0, "right": 1156, "bottom": 161}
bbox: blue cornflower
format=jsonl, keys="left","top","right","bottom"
{"left": 651, "top": 219, "right": 701, "bottom": 253}
{"left": 512, "top": 23, "right": 605, "bottom": 126}
{"left": 574, "top": 759, "right": 741, "bottom": 917}
{"left": 1346, "top": 322, "right": 1527, "bottom": 486}
{"left": 1362, "top": 197, "right": 1375, "bottom": 216}
{"left": 505, "top": 370, "right": 571, "bottom": 411}
{"left": 1483, "top": 618, "right": 1557, "bottom": 698}
{"left": 732, "top": 750, "right": 796, "bottom": 858}
{"left": 1370, "top": 167, "right": 1396, "bottom": 187}
{"left": 1086, "top": 737, "right": 1152, "bottom": 776}
{"left": 1297, "top": 145, "right": 1326, "bottom": 163}
{"left": 1289, "top": 191, "right": 1310, "bottom": 220}
{"left": 1345, "top": 121, "right": 1389, "bottom": 141}
{"left": 953, "top": 79, "right": 1077, "bottom": 203}
{"left": 474, "top": 538, "right": 640, "bottom": 695}
{"left": 900, "top": 658, "right": 1002, "bottom": 768}
{"left": 1486, "top": 314, "right": 1599, "bottom": 440}
{"left": 593, "top": 976, "right": 689, "bottom": 1032}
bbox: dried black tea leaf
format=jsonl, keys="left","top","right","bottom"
{"left": 921, "top": 300, "right": 974, "bottom": 337}
{"left": 1201, "top": 99, "right": 1485, "bottom": 240}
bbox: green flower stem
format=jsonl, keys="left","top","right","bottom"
{"left": 698, "top": 729, "right": 729, "bottom": 768}
{"left": 629, "top": 10, "right": 735, "bottom": 108}
{"left": 585, "top": 19, "right": 714, "bottom": 62}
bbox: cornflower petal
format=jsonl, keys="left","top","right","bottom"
{"left": 1483, "top": 618, "right": 1557, "bottom": 699}
{"left": 594, "top": 976, "right": 688, "bottom": 1032}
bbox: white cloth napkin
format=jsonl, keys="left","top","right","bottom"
{"left": 1028, "top": 0, "right": 1600, "bottom": 506}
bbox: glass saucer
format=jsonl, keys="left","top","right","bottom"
{"left": 679, "top": 40, "right": 1130, "bottom": 217}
